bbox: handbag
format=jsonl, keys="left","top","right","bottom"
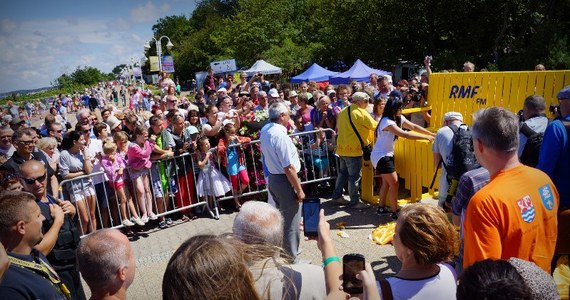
{"left": 347, "top": 106, "right": 372, "bottom": 161}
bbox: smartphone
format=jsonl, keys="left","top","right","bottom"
{"left": 343, "top": 253, "right": 365, "bottom": 295}
{"left": 302, "top": 198, "right": 320, "bottom": 237}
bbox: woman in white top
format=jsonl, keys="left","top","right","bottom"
{"left": 370, "top": 91, "right": 435, "bottom": 219}
{"left": 379, "top": 204, "right": 458, "bottom": 300}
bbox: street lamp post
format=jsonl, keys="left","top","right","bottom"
{"left": 144, "top": 36, "right": 174, "bottom": 72}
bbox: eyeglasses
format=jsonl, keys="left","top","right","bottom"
{"left": 20, "top": 173, "right": 47, "bottom": 184}
{"left": 18, "top": 140, "right": 34, "bottom": 145}
{"left": 82, "top": 130, "right": 90, "bottom": 134}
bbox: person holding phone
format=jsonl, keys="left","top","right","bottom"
{"left": 260, "top": 102, "right": 305, "bottom": 262}
{"left": 314, "top": 209, "right": 380, "bottom": 300}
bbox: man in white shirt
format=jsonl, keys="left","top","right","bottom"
{"left": 260, "top": 102, "right": 305, "bottom": 261}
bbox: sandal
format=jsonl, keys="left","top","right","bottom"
{"left": 181, "top": 215, "right": 190, "bottom": 222}
{"left": 377, "top": 206, "right": 390, "bottom": 215}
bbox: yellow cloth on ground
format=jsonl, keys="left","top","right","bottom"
{"left": 371, "top": 222, "right": 396, "bottom": 245}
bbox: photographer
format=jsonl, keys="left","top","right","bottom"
{"left": 245, "top": 72, "right": 271, "bottom": 93}
{"left": 402, "top": 83, "right": 430, "bottom": 127}
{"left": 517, "top": 95, "right": 548, "bottom": 167}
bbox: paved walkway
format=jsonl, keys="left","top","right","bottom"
{"left": 109, "top": 196, "right": 437, "bottom": 299}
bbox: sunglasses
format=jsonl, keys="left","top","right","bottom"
{"left": 18, "top": 140, "right": 34, "bottom": 145}
{"left": 20, "top": 172, "right": 47, "bottom": 184}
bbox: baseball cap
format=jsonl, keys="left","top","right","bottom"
{"left": 268, "top": 89, "right": 279, "bottom": 98}
{"left": 443, "top": 111, "right": 463, "bottom": 121}
{"left": 217, "top": 87, "right": 227, "bottom": 93}
{"left": 557, "top": 85, "right": 570, "bottom": 100}
{"left": 186, "top": 125, "right": 199, "bottom": 135}
{"left": 326, "top": 90, "right": 336, "bottom": 96}
{"left": 288, "top": 91, "right": 298, "bottom": 98}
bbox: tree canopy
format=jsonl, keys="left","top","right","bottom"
{"left": 148, "top": 0, "right": 569, "bottom": 82}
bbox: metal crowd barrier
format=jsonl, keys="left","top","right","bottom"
{"left": 58, "top": 128, "right": 338, "bottom": 236}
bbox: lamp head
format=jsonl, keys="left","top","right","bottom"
{"left": 144, "top": 41, "right": 151, "bottom": 51}
{"left": 166, "top": 41, "right": 174, "bottom": 50}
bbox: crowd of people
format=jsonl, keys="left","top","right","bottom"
{"left": 0, "top": 59, "right": 568, "bottom": 299}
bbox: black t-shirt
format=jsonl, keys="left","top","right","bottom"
{"left": 37, "top": 195, "right": 80, "bottom": 271}
{"left": 0, "top": 250, "right": 66, "bottom": 300}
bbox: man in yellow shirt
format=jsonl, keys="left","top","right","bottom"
{"left": 331, "top": 92, "right": 377, "bottom": 208}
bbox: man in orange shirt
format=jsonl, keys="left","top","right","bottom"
{"left": 463, "top": 107, "right": 558, "bottom": 273}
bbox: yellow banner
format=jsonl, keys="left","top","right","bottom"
{"left": 150, "top": 56, "right": 159, "bottom": 72}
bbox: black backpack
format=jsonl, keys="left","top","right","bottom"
{"left": 519, "top": 123, "right": 544, "bottom": 167}
{"left": 443, "top": 124, "right": 480, "bottom": 181}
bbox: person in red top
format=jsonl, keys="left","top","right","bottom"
{"left": 463, "top": 107, "right": 558, "bottom": 273}
{"left": 217, "top": 123, "right": 251, "bottom": 210}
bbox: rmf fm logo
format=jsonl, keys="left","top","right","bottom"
{"left": 449, "top": 85, "right": 487, "bottom": 105}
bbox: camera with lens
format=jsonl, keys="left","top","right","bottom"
{"left": 257, "top": 72, "right": 263, "bottom": 77}
{"left": 549, "top": 104, "right": 560, "bottom": 116}
{"left": 517, "top": 109, "right": 525, "bottom": 122}
{"left": 407, "top": 85, "right": 423, "bottom": 102}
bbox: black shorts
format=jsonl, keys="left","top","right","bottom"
{"left": 376, "top": 156, "right": 395, "bottom": 174}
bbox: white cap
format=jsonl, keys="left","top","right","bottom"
{"left": 268, "top": 88, "right": 279, "bottom": 98}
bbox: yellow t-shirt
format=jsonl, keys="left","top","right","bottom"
{"left": 335, "top": 104, "right": 377, "bottom": 157}
{"left": 463, "top": 165, "right": 559, "bottom": 273}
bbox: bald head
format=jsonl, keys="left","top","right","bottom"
{"left": 77, "top": 229, "right": 135, "bottom": 296}
{"left": 20, "top": 160, "right": 47, "bottom": 198}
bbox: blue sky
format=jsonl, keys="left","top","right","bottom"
{"left": 0, "top": 0, "right": 198, "bottom": 93}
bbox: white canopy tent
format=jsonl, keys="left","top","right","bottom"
{"left": 243, "top": 60, "right": 282, "bottom": 76}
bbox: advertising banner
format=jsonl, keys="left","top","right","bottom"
{"left": 210, "top": 58, "right": 237, "bottom": 74}
{"left": 150, "top": 56, "right": 160, "bottom": 72}
{"left": 162, "top": 55, "right": 175, "bottom": 73}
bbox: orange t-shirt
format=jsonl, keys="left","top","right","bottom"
{"left": 463, "top": 164, "right": 558, "bottom": 273}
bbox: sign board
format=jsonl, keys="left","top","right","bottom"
{"left": 210, "top": 58, "right": 237, "bottom": 74}
{"left": 161, "top": 55, "right": 175, "bottom": 73}
{"left": 150, "top": 56, "right": 160, "bottom": 72}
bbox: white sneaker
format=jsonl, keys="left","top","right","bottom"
{"left": 140, "top": 216, "right": 149, "bottom": 224}
{"left": 132, "top": 217, "right": 145, "bottom": 226}
{"left": 149, "top": 213, "right": 158, "bottom": 220}
{"left": 122, "top": 219, "right": 135, "bottom": 227}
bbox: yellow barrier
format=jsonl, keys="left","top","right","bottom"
{"left": 362, "top": 70, "right": 570, "bottom": 204}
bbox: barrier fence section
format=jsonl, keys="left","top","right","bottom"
{"left": 387, "top": 70, "right": 570, "bottom": 202}
{"left": 58, "top": 129, "right": 338, "bottom": 236}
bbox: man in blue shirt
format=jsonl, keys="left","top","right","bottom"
{"left": 537, "top": 84, "right": 570, "bottom": 256}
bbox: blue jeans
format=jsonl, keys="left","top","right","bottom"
{"left": 332, "top": 156, "right": 362, "bottom": 205}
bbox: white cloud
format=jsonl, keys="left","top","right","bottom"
{"left": 0, "top": 19, "right": 19, "bottom": 36}
{"left": 130, "top": 1, "right": 160, "bottom": 23}
{"left": 0, "top": 16, "right": 154, "bottom": 91}
{"left": 108, "top": 17, "right": 130, "bottom": 31}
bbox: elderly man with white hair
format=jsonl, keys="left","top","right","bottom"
{"left": 233, "top": 201, "right": 326, "bottom": 300}
{"left": 260, "top": 102, "right": 305, "bottom": 262}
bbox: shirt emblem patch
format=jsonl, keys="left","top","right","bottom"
{"left": 517, "top": 195, "right": 535, "bottom": 223}
{"left": 539, "top": 184, "right": 555, "bottom": 211}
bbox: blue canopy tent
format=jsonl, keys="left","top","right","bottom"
{"left": 328, "top": 59, "right": 391, "bottom": 84}
{"left": 291, "top": 63, "right": 339, "bottom": 83}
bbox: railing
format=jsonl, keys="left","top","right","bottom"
{"left": 58, "top": 128, "right": 338, "bottom": 236}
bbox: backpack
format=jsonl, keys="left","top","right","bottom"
{"left": 519, "top": 122, "right": 544, "bottom": 167}
{"left": 443, "top": 124, "right": 480, "bottom": 181}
